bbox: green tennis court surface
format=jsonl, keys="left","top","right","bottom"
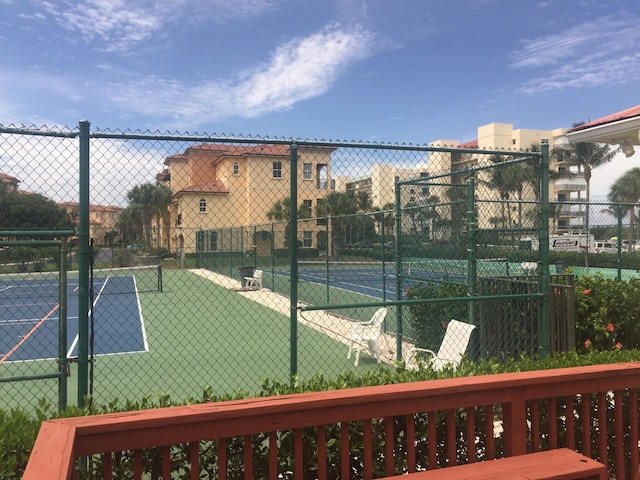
{"left": 1, "top": 268, "right": 379, "bottom": 410}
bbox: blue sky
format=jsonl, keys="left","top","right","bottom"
{"left": 1, "top": 0, "right": 639, "bottom": 195}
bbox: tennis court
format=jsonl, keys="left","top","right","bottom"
{"left": 0, "top": 273, "right": 147, "bottom": 364}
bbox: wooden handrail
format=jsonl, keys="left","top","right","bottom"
{"left": 24, "top": 362, "right": 640, "bottom": 479}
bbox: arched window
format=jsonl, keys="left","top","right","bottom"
{"left": 199, "top": 198, "right": 207, "bottom": 213}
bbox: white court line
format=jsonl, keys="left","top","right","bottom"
{"left": 67, "top": 278, "right": 109, "bottom": 358}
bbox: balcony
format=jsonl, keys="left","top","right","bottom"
{"left": 554, "top": 175, "right": 586, "bottom": 193}
{"left": 23, "top": 363, "right": 640, "bottom": 479}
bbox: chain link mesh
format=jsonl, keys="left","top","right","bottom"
{"left": 2, "top": 124, "right": 638, "bottom": 412}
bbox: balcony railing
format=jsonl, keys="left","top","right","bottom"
{"left": 24, "top": 363, "right": 640, "bottom": 479}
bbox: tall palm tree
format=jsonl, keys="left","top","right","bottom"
{"left": 127, "top": 182, "right": 172, "bottom": 247}
{"left": 562, "top": 122, "right": 619, "bottom": 230}
{"left": 609, "top": 168, "right": 640, "bottom": 250}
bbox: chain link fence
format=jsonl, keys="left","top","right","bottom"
{"left": 2, "top": 122, "right": 636, "bottom": 413}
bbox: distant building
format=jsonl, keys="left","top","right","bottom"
{"left": 430, "top": 122, "right": 585, "bottom": 234}
{"left": 59, "top": 202, "right": 123, "bottom": 245}
{"left": 161, "top": 143, "right": 335, "bottom": 254}
{"left": 0, "top": 172, "right": 20, "bottom": 193}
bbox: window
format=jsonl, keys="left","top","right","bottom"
{"left": 199, "top": 198, "right": 207, "bottom": 213}
{"left": 303, "top": 199, "right": 312, "bottom": 210}
{"left": 303, "top": 163, "right": 312, "bottom": 180}
{"left": 273, "top": 161, "right": 282, "bottom": 179}
{"left": 176, "top": 213, "right": 182, "bottom": 227}
{"left": 233, "top": 162, "right": 239, "bottom": 175}
{"left": 303, "top": 231, "right": 312, "bottom": 247}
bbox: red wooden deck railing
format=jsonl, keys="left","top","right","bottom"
{"left": 24, "top": 363, "right": 640, "bottom": 479}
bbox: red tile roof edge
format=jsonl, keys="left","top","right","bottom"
{"left": 570, "top": 105, "right": 640, "bottom": 132}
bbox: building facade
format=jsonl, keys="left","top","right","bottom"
{"left": 160, "top": 144, "right": 334, "bottom": 254}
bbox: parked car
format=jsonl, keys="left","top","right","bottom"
{"left": 621, "top": 240, "right": 640, "bottom": 253}
{"left": 592, "top": 241, "right": 617, "bottom": 254}
{"left": 127, "top": 244, "right": 145, "bottom": 251}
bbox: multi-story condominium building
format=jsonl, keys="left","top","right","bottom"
{"left": 429, "top": 122, "right": 586, "bottom": 234}
{"left": 160, "top": 143, "right": 334, "bottom": 254}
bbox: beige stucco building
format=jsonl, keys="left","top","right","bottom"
{"left": 161, "top": 143, "right": 334, "bottom": 254}
{"left": 429, "top": 122, "right": 586, "bottom": 233}
{"left": 59, "top": 202, "right": 123, "bottom": 245}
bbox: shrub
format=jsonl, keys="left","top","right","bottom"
{"left": 575, "top": 274, "right": 640, "bottom": 352}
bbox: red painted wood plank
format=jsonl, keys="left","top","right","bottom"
{"left": 341, "top": 422, "right": 349, "bottom": 479}
{"left": 22, "top": 421, "right": 76, "bottom": 480}
{"left": 218, "top": 438, "right": 227, "bottom": 480}
{"left": 385, "top": 416, "right": 394, "bottom": 477}
{"left": 549, "top": 399, "right": 558, "bottom": 449}
{"left": 446, "top": 409, "right": 456, "bottom": 466}
{"left": 406, "top": 413, "right": 416, "bottom": 473}
{"left": 244, "top": 434, "right": 252, "bottom": 480}
{"left": 317, "top": 425, "right": 326, "bottom": 480}
{"left": 427, "top": 411, "right": 437, "bottom": 469}
{"left": 189, "top": 442, "right": 199, "bottom": 480}
{"left": 294, "top": 429, "right": 303, "bottom": 480}
{"left": 465, "top": 407, "right": 475, "bottom": 464}
{"left": 133, "top": 448, "right": 142, "bottom": 479}
{"left": 363, "top": 418, "right": 372, "bottom": 479}
{"left": 383, "top": 448, "right": 607, "bottom": 480}
{"left": 614, "top": 390, "right": 625, "bottom": 480}
{"left": 530, "top": 400, "right": 540, "bottom": 452}
{"left": 484, "top": 404, "right": 495, "bottom": 460}
{"left": 269, "top": 431, "right": 278, "bottom": 480}
{"left": 630, "top": 390, "right": 639, "bottom": 480}
{"left": 580, "top": 393, "right": 590, "bottom": 458}
{"left": 565, "top": 395, "right": 575, "bottom": 450}
{"left": 597, "top": 392, "right": 607, "bottom": 468}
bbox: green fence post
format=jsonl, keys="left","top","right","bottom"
{"left": 77, "top": 120, "right": 90, "bottom": 407}
{"left": 289, "top": 143, "right": 298, "bottom": 377}
{"left": 466, "top": 170, "right": 477, "bottom": 325}
{"left": 58, "top": 237, "right": 68, "bottom": 411}
{"left": 394, "top": 176, "right": 403, "bottom": 360}
{"left": 617, "top": 204, "right": 623, "bottom": 281}
{"left": 540, "top": 140, "right": 550, "bottom": 357}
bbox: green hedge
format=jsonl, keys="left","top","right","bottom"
{"left": 4, "top": 350, "right": 639, "bottom": 479}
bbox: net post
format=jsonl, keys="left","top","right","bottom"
{"left": 289, "top": 142, "right": 298, "bottom": 377}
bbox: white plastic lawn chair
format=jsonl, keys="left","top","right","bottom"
{"left": 347, "top": 307, "right": 387, "bottom": 366}
{"left": 245, "top": 270, "right": 263, "bottom": 289}
{"left": 404, "top": 319, "right": 476, "bottom": 371}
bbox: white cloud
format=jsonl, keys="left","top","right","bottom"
{"left": 509, "top": 16, "right": 640, "bottom": 95}
{"left": 103, "top": 24, "right": 376, "bottom": 125}
{"left": 36, "top": 0, "right": 281, "bottom": 52}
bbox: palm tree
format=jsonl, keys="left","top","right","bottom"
{"left": 609, "top": 168, "right": 640, "bottom": 250}
{"left": 127, "top": 182, "right": 172, "bottom": 247}
{"left": 561, "top": 122, "right": 619, "bottom": 230}
{"left": 316, "top": 191, "right": 362, "bottom": 258}
{"left": 266, "top": 197, "right": 312, "bottom": 248}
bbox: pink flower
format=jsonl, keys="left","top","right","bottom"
{"left": 615, "top": 342, "right": 622, "bottom": 350}
{"left": 585, "top": 339, "right": 591, "bottom": 349}
{"left": 607, "top": 323, "right": 614, "bottom": 332}
{"left": 583, "top": 289, "right": 591, "bottom": 295}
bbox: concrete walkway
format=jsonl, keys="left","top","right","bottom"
{"left": 191, "top": 268, "right": 404, "bottom": 365}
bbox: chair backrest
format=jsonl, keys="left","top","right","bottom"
{"left": 254, "top": 270, "right": 263, "bottom": 279}
{"left": 371, "top": 307, "right": 387, "bottom": 329}
{"left": 436, "top": 319, "right": 476, "bottom": 364}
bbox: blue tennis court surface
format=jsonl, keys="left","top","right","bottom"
{"left": 0, "top": 275, "right": 147, "bottom": 363}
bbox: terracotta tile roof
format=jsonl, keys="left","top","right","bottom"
{"left": 177, "top": 180, "right": 229, "bottom": 194}
{"left": 188, "top": 144, "right": 291, "bottom": 156}
{"left": 0, "top": 172, "right": 19, "bottom": 182}
{"left": 458, "top": 140, "right": 478, "bottom": 148}
{"left": 570, "top": 105, "right": 640, "bottom": 132}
